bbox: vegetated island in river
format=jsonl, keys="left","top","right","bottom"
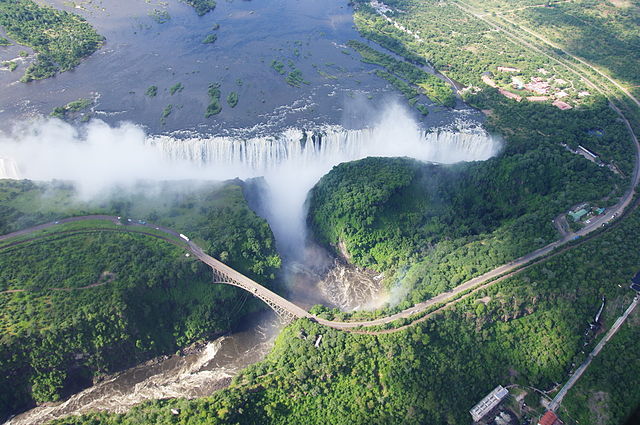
{"left": 0, "top": 0, "right": 104, "bottom": 82}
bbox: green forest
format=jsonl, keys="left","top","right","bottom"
{"left": 307, "top": 96, "right": 628, "bottom": 305}
{"left": 0, "top": 179, "right": 281, "bottom": 283}
{"left": 563, "top": 314, "right": 640, "bottom": 425}
{"left": 1, "top": 0, "right": 639, "bottom": 423}
{"left": 0, "top": 179, "right": 282, "bottom": 418}
{"left": 297, "top": 0, "right": 635, "bottom": 316}
{"left": 183, "top": 0, "right": 216, "bottom": 16}
{"left": 49, "top": 189, "right": 640, "bottom": 425}
{"left": 0, "top": 0, "right": 103, "bottom": 81}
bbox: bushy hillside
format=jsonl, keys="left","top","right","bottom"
{"left": 0, "top": 179, "right": 281, "bottom": 419}
{"left": 50, "top": 186, "right": 640, "bottom": 425}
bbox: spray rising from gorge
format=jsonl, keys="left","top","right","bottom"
{"left": 0, "top": 103, "right": 501, "bottom": 263}
{"left": 0, "top": 105, "right": 500, "bottom": 281}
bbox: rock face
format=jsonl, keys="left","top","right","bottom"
{"left": 337, "top": 239, "right": 352, "bottom": 263}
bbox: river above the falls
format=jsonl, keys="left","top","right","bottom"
{"left": 0, "top": 0, "right": 481, "bottom": 136}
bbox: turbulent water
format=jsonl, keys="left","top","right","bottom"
{"left": 278, "top": 243, "right": 387, "bottom": 311}
{"left": 7, "top": 312, "right": 281, "bottom": 425}
{"left": 0, "top": 106, "right": 501, "bottom": 307}
{"left": 147, "top": 111, "right": 501, "bottom": 310}
{"left": 0, "top": 105, "right": 501, "bottom": 265}
{"left": 149, "top": 105, "right": 501, "bottom": 263}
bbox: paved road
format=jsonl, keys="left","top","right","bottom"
{"left": 548, "top": 296, "right": 639, "bottom": 411}
{"left": 186, "top": 241, "right": 313, "bottom": 320}
{"left": 1, "top": 8, "right": 639, "bottom": 331}
{"left": 0, "top": 195, "right": 636, "bottom": 333}
{"left": 0, "top": 215, "right": 120, "bottom": 243}
{"left": 0, "top": 214, "right": 562, "bottom": 329}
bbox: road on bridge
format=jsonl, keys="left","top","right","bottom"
{"left": 0, "top": 187, "right": 638, "bottom": 333}
{"left": 0, "top": 216, "right": 314, "bottom": 322}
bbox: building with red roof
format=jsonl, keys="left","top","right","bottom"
{"left": 538, "top": 411, "right": 563, "bottom": 425}
{"left": 552, "top": 100, "right": 572, "bottom": 110}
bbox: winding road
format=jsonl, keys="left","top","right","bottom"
{"left": 0, "top": 172, "right": 637, "bottom": 333}
{"left": 1, "top": 105, "right": 639, "bottom": 331}
{"left": 2, "top": 2, "right": 640, "bottom": 333}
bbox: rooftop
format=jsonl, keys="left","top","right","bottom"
{"left": 568, "top": 209, "right": 588, "bottom": 222}
{"left": 553, "top": 100, "right": 573, "bottom": 110}
{"left": 538, "top": 411, "right": 562, "bottom": 425}
{"left": 470, "top": 385, "right": 509, "bottom": 422}
{"left": 499, "top": 88, "right": 522, "bottom": 102}
{"left": 497, "top": 66, "right": 521, "bottom": 73}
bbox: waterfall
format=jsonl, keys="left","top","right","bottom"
{"left": 147, "top": 121, "right": 501, "bottom": 260}
{"left": 0, "top": 157, "right": 20, "bottom": 179}
{"left": 0, "top": 110, "right": 501, "bottom": 260}
{"left": 149, "top": 125, "right": 501, "bottom": 175}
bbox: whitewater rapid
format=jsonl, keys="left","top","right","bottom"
{"left": 7, "top": 313, "right": 281, "bottom": 425}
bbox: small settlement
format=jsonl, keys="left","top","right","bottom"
{"left": 480, "top": 66, "right": 588, "bottom": 110}
{"left": 567, "top": 203, "right": 606, "bottom": 225}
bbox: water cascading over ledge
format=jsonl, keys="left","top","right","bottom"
{"left": 149, "top": 124, "right": 502, "bottom": 173}
{"left": 0, "top": 157, "right": 20, "bottom": 179}
{"left": 147, "top": 122, "right": 502, "bottom": 274}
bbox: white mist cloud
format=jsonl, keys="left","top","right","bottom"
{"left": 0, "top": 119, "right": 196, "bottom": 197}
{"left": 0, "top": 102, "right": 501, "bottom": 261}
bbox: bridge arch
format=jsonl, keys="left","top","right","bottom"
{"left": 209, "top": 267, "right": 301, "bottom": 322}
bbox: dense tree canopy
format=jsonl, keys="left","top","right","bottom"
{"left": 0, "top": 179, "right": 281, "bottom": 419}
{"left": 0, "top": 0, "right": 103, "bottom": 81}
{"left": 50, "top": 192, "right": 640, "bottom": 425}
